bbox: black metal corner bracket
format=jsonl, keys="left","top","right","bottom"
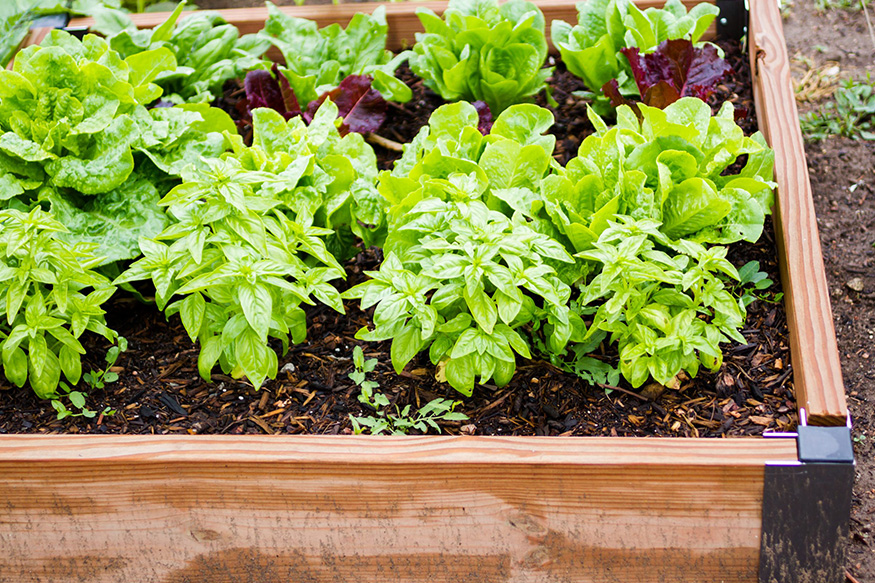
{"left": 716, "top": 0, "right": 749, "bottom": 40}
{"left": 759, "top": 426, "right": 855, "bottom": 583}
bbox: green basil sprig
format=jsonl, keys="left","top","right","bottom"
{"left": 0, "top": 208, "right": 119, "bottom": 398}
{"left": 116, "top": 102, "right": 384, "bottom": 390}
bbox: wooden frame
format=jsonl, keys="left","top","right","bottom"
{"left": 1, "top": 1, "right": 851, "bottom": 581}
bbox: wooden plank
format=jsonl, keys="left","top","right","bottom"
{"left": 0, "top": 435, "right": 797, "bottom": 583}
{"left": 748, "top": 0, "right": 849, "bottom": 426}
{"left": 68, "top": 0, "right": 717, "bottom": 52}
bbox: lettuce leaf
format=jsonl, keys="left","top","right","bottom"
{"left": 604, "top": 39, "right": 732, "bottom": 110}
{"left": 410, "top": 0, "right": 552, "bottom": 113}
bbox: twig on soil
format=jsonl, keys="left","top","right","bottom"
{"left": 366, "top": 132, "right": 404, "bottom": 152}
{"left": 597, "top": 383, "right": 651, "bottom": 401}
{"left": 845, "top": 569, "right": 861, "bottom": 583}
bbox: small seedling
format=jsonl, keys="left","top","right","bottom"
{"left": 735, "top": 261, "right": 782, "bottom": 306}
{"left": 350, "top": 398, "right": 469, "bottom": 436}
{"left": 349, "top": 346, "right": 388, "bottom": 409}
{"left": 347, "top": 346, "right": 468, "bottom": 434}
{"left": 83, "top": 337, "right": 128, "bottom": 391}
{"left": 801, "top": 75, "right": 875, "bottom": 140}
{"left": 51, "top": 383, "right": 115, "bottom": 421}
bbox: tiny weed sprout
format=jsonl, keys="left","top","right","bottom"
{"left": 51, "top": 382, "right": 116, "bottom": 421}
{"left": 349, "top": 345, "right": 386, "bottom": 409}
{"left": 351, "top": 398, "right": 468, "bottom": 436}
{"left": 83, "top": 337, "right": 128, "bottom": 390}
{"left": 735, "top": 261, "right": 782, "bottom": 306}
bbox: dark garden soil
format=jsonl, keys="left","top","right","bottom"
{"left": 0, "top": 38, "right": 799, "bottom": 440}
{"left": 782, "top": 0, "right": 875, "bottom": 579}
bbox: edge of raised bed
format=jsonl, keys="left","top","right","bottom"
{"left": 0, "top": 434, "right": 799, "bottom": 581}
{"left": 748, "top": 0, "right": 848, "bottom": 427}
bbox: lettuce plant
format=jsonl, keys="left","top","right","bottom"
{"left": 540, "top": 98, "right": 776, "bottom": 250}
{"left": 0, "top": 29, "right": 234, "bottom": 264}
{"left": 603, "top": 39, "right": 731, "bottom": 110}
{"left": 551, "top": 0, "right": 719, "bottom": 112}
{"left": 116, "top": 102, "right": 384, "bottom": 389}
{"left": 410, "top": 0, "right": 552, "bottom": 114}
{"left": 99, "top": 3, "right": 272, "bottom": 103}
{"left": 345, "top": 102, "right": 578, "bottom": 396}
{"left": 0, "top": 208, "right": 119, "bottom": 399}
{"left": 258, "top": 3, "right": 411, "bottom": 105}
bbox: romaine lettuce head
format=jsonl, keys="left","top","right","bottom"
{"left": 0, "top": 29, "right": 234, "bottom": 264}
{"left": 411, "top": 0, "right": 552, "bottom": 113}
{"left": 554, "top": 98, "right": 775, "bottom": 247}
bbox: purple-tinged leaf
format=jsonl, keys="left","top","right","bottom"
{"left": 617, "top": 39, "right": 732, "bottom": 109}
{"left": 306, "top": 75, "right": 387, "bottom": 136}
{"left": 272, "top": 63, "right": 301, "bottom": 118}
{"left": 243, "top": 65, "right": 301, "bottom": 120}
{"left": 473, "top": 100, "right": 493, "bottom": 135}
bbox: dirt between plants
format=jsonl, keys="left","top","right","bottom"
{"left": 0, "top": 39, "right": 799, "bottom": 440}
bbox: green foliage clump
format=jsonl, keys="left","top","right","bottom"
{"left": 541, "top": 98, "right": 776, "bottom": 250}
{"left": 409, "top": 0, "right": 552, "bottom": 114}
{"left": 346, "top": 98, "right": 777, "bottom": 395}
{"left": 345, "top": 102, "right": 577, "bottom": 396}
{"left": 97, "top": 2, "right": 271, "bottom": 103}
{"left": 258, "top": 2, "right": 411, "bottom": 104}
{"left": 551, "top": 0, "right": 718, "bottom": 111}
{"left": 801, "top": 76, "right": 875, "bottom": 141}
{"left": 0, "top": 29, "right": 235, "bottom": 264}
{"left": 116, "top": 102, "right": 385, "bottom": 390}
{"left": 0, "top": 208, "right": 119, "bottom": 399}
{"left": 575, "top": 217, "right": 746, "bottom": 387}
{"left": 527, "top": 98, "right": 776, "bottom": 388}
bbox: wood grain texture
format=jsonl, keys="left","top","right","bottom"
{"left": 748, "top": 0, "right": 849, "bottom": 426}
{"left": 67, "top": 0, "right": 717, "bottom": 52}
{"left": 0, "top": 435, "right": 797, "bottom": 583}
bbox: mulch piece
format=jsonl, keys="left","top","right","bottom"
{"left": 0, "top": 38, "right": 796, "bottom": 437}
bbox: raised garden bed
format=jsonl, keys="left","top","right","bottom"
{"left": 0, "top": 0, "right": 854, "bottom": 581}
